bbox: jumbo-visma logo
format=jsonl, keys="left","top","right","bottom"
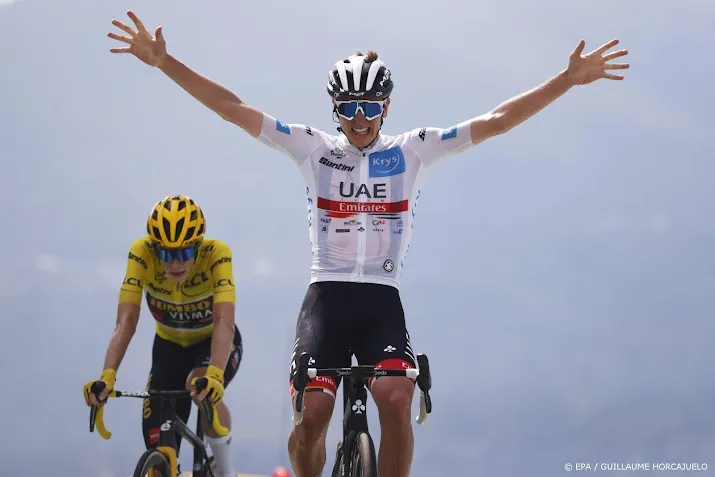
{"left": 368, "top": 146, "right": 406, "bottom": 178}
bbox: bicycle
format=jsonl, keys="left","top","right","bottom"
{"left": 291, "top": 351, "right": 433, "bottom": 477}
{"left": 88, "top": 380, "right": 227, "bottom": 477}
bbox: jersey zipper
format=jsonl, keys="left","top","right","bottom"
{"left": 356, "top": 150, "right": 368, "bottom": 279}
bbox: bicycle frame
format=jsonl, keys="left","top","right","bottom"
{"left": 154, "top": 394, "right": 212, "bottom": 474}
{"left": 340, "top": 365, "right": 375, "bottom": 435}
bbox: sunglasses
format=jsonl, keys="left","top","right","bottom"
{"left": 153, "top": 243, "right": 198, "bottom": 263}
{"left": 335, "top": 100, "right": 385, "bottom": 121}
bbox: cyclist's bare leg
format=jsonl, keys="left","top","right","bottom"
{"left": 288, "top": 389, "right": 335, "bottom": 477}
{"left": 371, "top": 376, "right": 415, "bottom": 477}
{"left": 198, "top": 400, "right": 233, "bottom": 436}
{"left": 187, "top": 368, "right": 235, "bottom": 477}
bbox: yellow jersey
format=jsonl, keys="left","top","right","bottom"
{"left": 119, "top": 236, "right": 236, "bottom": 347}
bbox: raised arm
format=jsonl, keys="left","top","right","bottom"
{"left": 108, "top": 11, "right": 263, "bottom": 137}
{"left": 469, "top": 39, "right": 630, "bottom": 145}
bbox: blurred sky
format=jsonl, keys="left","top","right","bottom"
{"left": 1, "top": 0, "right": 714, "bottom": 475}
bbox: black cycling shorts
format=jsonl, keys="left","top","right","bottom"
{"left": 289, "top": 281, "right": 416, "bottom": 398}
{"left": 142, "top": 325, "right": 243, "bottom": 451}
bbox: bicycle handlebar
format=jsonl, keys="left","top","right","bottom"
{"left": 291, "top": 352, "right": 433, "bottom": 427}
{"left": 88, "top": 381, "right": 229, "bottom": 439}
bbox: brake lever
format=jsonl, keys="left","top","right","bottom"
{"left": 88, "top": 381, "right": 108, "bottom": 433}
{"left": 292, "top": 353, "right": 313, "bottom": 424}
{"left": 89, "top": 405, "right": 97, "bottom": 432}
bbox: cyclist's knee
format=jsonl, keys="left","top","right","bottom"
{"left": 186, "top": 366, "right": 206, "bottom": 389}
{"left": 294, "top": 390, "right": 334, "bottom": 444}
{"left": 372, "top": 377, "right": 414, "bottom": 423}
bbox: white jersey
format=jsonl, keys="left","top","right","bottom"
{"left": 258, "top": 113, "right": 475, "bottom": 289}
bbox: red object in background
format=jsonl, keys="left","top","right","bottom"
{"left": 272, "top": 466, "right": 291, "bottom": 477}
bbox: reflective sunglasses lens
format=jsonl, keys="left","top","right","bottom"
{"left": 338, "top": 101, "right": 384, "bottom": 120}
{"left": 179, "top": 247, "right": 197, "bottom": 262}
{"left": 155, "top": 245, "right": 196, "bottom": 263}
{"left": 337, "top": 102, "right": 360, "bottom": 119}
{"left": 361, "top": 102, "right": 383, "bottom": 120}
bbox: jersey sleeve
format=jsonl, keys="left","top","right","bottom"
{"left": 208, "top": 241, "right": 236, "bottom": 304}
{"left": 118, "top": 239, "right": 150, "bottom": 305}
{"left": 405, "top": 120, "right": 474, "bottom": 168}
{"left": 257, "top": 112, "right": 326, "bottom": 166}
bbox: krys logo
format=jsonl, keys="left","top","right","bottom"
{"left": 368, "top": 146, "right": 405, "bottom": 178}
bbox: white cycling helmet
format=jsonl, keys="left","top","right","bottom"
{"left": 327, "top": 53, "right": 394, "bottom": 101}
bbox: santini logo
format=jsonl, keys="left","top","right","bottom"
{"left": 319, "top": 157, "right": 354, "bottom": 172}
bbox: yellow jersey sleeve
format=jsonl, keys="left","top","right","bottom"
{"left": 208, "top": 240, "right": 236, "bottom": 304}
{"left": 118, "top": 238, "right": 150, "bottom": 305}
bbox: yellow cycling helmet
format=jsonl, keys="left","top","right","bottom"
{"left": 147, "top": 194, "right": 206, "bottom": 248}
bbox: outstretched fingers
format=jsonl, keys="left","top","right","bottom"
{"left": 603, "top": 73, "right": 625, "bottom": 81}
{"left": 603, "top": 49, "right": 630, "bottom": 74}
{"left": 571, "top": 39, "right": 586, "bottom": 58}
{"left": 109, "top": 47, "right": 131, "bottom": 54}
{"left": 111, "top": 19, "right": 136, "bottom": 38}
{"left": 126, "top": 11, "right": 148, "bottom": 33}
{"left": 603, "top": 49, "right": 629, "bottom": 61}
{"left": 595, "top": 39, "right": 619, "bottom": 55}
{"left": 107, "top": 32, "right": 132, "bottom": 45}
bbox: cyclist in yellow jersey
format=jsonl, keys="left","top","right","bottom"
{"left": 83, "top": 194, "right": 243, "bottom": 477}
{"left": 107, "top": 10, "right": 630, "bottom": 477}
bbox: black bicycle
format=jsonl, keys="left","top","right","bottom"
{"left": 291, "top": 352, "right": 433, "bottom": 477}
{"left": 88, "top": 381, "right": 225, "bottom": 477}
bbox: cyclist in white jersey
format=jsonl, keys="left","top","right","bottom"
{"left": 108, "top": 11, "right": 629, "bottom": 477}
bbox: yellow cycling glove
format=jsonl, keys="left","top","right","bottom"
{"left": 192, "top": 364, "right": 225, "bottom": 404}
{"left": 83, "top": 369, "right": 117, "bottom": 406}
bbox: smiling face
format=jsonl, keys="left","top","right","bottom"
{"left": 334, "top": 97, "right": 390, "bottom": 149}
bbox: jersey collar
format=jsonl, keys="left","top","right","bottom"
{"left": 338, "top": 133, "right": 385, "bottom": 155}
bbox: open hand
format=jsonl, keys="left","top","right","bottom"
{"left": 566, "top": 39, "right": 630, "bottom": 86}
{"left": 108, "top": 11, "right": 168, "bottom": 68}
